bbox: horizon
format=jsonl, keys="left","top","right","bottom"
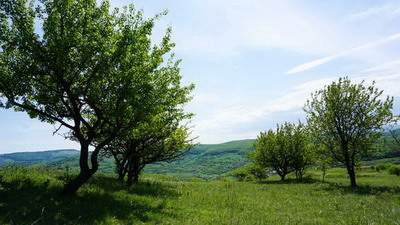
{"left": 1, "top": 0, "right": 400, "bottom": 153}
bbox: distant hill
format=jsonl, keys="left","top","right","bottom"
{"left": 1, "top": 129, "right": 398, "bottom": 179}
{"left": 145, "top": 139, "right": 255, "bottom": 179}
{"left": 0, "top": 149, "right": 78, "bottom": 166}
{"left": 0, "top": 140, "right": 256, "bottom": 179}
{"left": 48, "top": 139, "right": 256, "bottom": 179}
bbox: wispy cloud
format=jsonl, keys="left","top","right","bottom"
{"left": 286, "top": 33, "right": 400, "bottom": 75}
{"left": 193, "top": 69, "right": 400, "bottom": 143}
{"left": 345, "top": 3, "right": 400, "bottom": 22}
{"left": 361, "top": 59, "right": 400, "bottom": 73}
{"left": 169, "top": 0, "right": 345, "bottom": 59}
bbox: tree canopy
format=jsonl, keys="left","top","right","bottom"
{"left": 253, "top": 122, "right": 312, "bottom": 181}
{"left": 305, "top": 77, "right": 394, "bottom": 188}
{"left": 0, "top": 0, "right": 193, "bottom": 194}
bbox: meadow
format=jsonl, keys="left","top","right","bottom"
{"left": 0, "top": 165, "right": 399, "bottom": 225}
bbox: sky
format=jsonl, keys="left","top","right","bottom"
{"left": 1, "top": 0, "right": 400, "bottom": 153}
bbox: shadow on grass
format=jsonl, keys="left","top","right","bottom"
{"left": 320, "top": 181, "right": 400, "bottom": 195}
{"left": 0, "top": 177, "right": 176, "bottom": 225}
{"left": 88, "top": 176, "right": 180, "bottom": 198}
{"left": 256, "top": 176, "right": 400, "bottom": 196}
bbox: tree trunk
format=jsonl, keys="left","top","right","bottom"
{"left": 127, "top": 164, "right": 140, "bottom": 187}
{"left": 117, "top": 160, "right": 128, "bottom": 182}
{"left": 346, "top": 163, "right": 357, "bottom": 188}
{"left": 118, "top": 170, "right": 125, "bottom": 182}
{"left": 62, "top": 169, "right": 94, "bottom": 195}
{"left": 62, "top": 142, "right": 97, "bottom": 195}
{"left": 342, "top": 142, "right": 357, "bottom": 188}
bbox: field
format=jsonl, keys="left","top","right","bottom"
{"left": 0, "top": 166, "right": 399, "bottom": 225}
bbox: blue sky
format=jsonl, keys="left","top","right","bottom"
{"left": 1, "top": 0, "right": 400, "bottom": 153}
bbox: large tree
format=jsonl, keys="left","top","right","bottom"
{"left": 0, "top": 0, "right": 179, "bottom": 194}
{"left": 305, "top": 77, "right": 394, "bottom": 188}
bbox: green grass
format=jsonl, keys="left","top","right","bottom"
{"left": 0, "top": 166, "right": 399, "bottom": 225}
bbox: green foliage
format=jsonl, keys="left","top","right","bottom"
{"left": 0, "top": 0, "right": 193, "bottom": 193}
{"left": 305, "top": 77, "right": 394, "bottom": 187}
{"left": 231, "top": 163, "right": 269, "bottom": 181}
{"left": 102, "top": 60, "right": 194, "bottom": 185}
{"left": 375, "top": 163, "right": 391, "bottom": 172}
{"left": 253, "top": 122, "right": 313, "bottom": 181}
{"left": 388, "top": 165, "right": 400, "bottom": 176}
{"left": 1, "top": 166, "right": 400, "bottom": 224}
{"left": 367, "top": 128, "right": 400, "bottom": 160}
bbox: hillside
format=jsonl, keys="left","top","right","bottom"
{"left": 1, "top": 130, "right": 398, "bottom": 179}
{"left": 1, "top": 140, "right": 256, "bottom": 179}
{"left": 145, "top": 139, "right": 255, "bottom": 179}
{"left": 0, "top": 149, "right": 78, "bottom": 166}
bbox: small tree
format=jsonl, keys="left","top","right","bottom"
{"left": 99, "top": 56, "right": 194, "bottom": 186}
{"left": 253, "top": 122, "right": 312, "bottom": 181}
{"left": 109, "top": 123, "right": 193, "bottom": 186}
{"left": 314, "top": 142, "right": 334, "bottom": 182}
{"left": 305, "top": 77, "right": 394, "bottom": 188}
{"left": 290, "top": 124, "right": 313, "bottom": 181}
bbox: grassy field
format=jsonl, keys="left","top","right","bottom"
{"left": 0, "top": 166, "right": 399, "bottom": 225}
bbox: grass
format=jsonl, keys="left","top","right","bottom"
{"left": 0, "top": 166, "right": 399, "bottom": 225}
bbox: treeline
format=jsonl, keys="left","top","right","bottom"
{"left": 0, "top": 0, "right": 194, "bottom": 194}
{"left": 236, "top": 78, "right": 399, "bottom": 188}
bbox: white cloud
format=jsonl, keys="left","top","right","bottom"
{"left": 170, "top": 0, "right": 344, "bottom": 59}
{"left": 193, "top": 68, "right": 400, "bottom": 143}
{"left": 287, "top": 32, "right": 400, "bottom": 74}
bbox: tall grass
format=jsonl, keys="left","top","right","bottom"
{"left": 0, "top": 165, "right": 399, "bottom": 224}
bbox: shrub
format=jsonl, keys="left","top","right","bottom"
{"left": 232, "top": 164, "right": 269, "bottom": 181}
{"left": 388, "top": 165, "right": 400, "bottom": 176}
{"left": 232, "top": 167, "right": 248, "bottom": 181}
{"left": 376, "top": 163, "right": 390, "bottom": 172}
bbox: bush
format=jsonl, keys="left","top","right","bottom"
{"left": 232, "top": 164, "right": 269, "bottom": 181}
{"left": 376, "top": 163, "right": 390, "bottom": 172}
{"left": 232, "top": 167, "right": 248, "bottom": 181}
{"left": 388, "top": 165, "right": 400, "bottom": 176}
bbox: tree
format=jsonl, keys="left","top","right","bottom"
{"left": 305, "top": 77, "right": 394, "bottom": 188}
{"left": 0, "top": 0, "right": 180, "bottom": 194}
{"left": 253, "top": 122, "right": 312, "bottom": 181}
{"left": 107, "top": 122, "right": 193, "bottom": 186}
{"left": 290, "top": 124, "right": 313, "bottom": 181}
{"left": 314, "top": 142, "right": 334, "bottom": 182}
{"left": 99, "top": 56, "right": 194, "bottom": 186}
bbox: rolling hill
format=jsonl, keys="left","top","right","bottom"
{"left": 1, "top": 129, "right": 398, "bottom": 179}
{"left": 0, "top": 149, "right": 78, "bottom": 166}
{"left": 0, "top": 140, "right": 256, "bottom": 179}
